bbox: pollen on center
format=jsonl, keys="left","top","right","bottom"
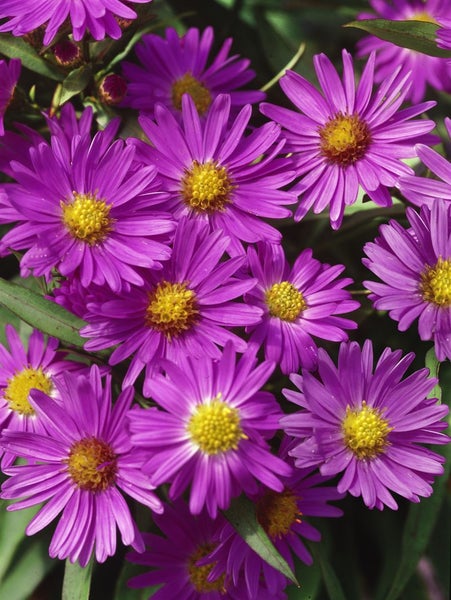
{"left": 4, "top": 366, "right": 53, "bottom": 416}
{"left": 256, "top": 488, "right": 300, "bottom": 539}
{"left": 171, "top": 72, "right": 212, "bottom": 115}
{"left": 420, "top": 257, "right": 451, "bottom": 307}
{"left": 319, "top": 112, "right": 371, "bottom": 166}
{"left": 187, "top": 396, "right": 247, "bottom": 455}
{"left": 145, "top": 281, "right": 199, "bottom": 339}
{"left": 181, "top": 160, "right": 233, "bottom": 213}
{"left": 66, "top": 436, "right": 117, "bottom": 492}
{"left": 265, "top": 281, "right": 307, "bottom": 321}
{"left": 342, "top": 401, "right": 392, "bottom": 460}
{"left": 187, "top": 543, "right": 226, "bottom": 594}
{"left": 61, "top": 191, "right": 113, "bottom": 245}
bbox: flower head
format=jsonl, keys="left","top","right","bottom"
{"left": 281, "top": 340, "right": 449, "bottom": 510}
{"left": 260, "top": 49, "right": 437, "bottom": 229}
{"left": 0, "top": 57, "right": 20, "bottom": 136}
{"left": 244, "top": 242, "right": 359, "bottom": 373}
{"left": 0, "top": 365, "right": 163, "bottom": 566}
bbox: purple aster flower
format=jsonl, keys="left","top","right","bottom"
{"left": 0, "top": 0, "right": 152, "bottom": 46}
{"left": 132, "top": 93, "right": 296, "bottom": 254}
{"left": 0, "top": 324, "right": 87, "bottom": 469}
{"left": 356, "top": 0, "right": 451, "bottom": 103}
{"left": 0, "top": 109, "right": 174, "bottom": 291}
{"left": 363, "top": 200, "right": 451, "bottom": 361}
{"left": 127, "top": 342, "right": 292, "bottom": 518}
{"left": 207, "top": 435, "right": 343, "bottom": 599}
{"left": 281, "top": 340, "right": 449, "bottom": 510}
{"left": 81, "top": 218, "right": 263, "bottom": 393}
{"left": 0, "top": 365, "right": 163, "bottom": 566}
{"left": 244, "top": 242, "right": 359, "bottom": 373}
{"left": 121, "top": 26, "right": 265, "bottom": 120}
{"left": 0, "top": 57, "right": 20, "bottom": 136}
{"left": 437, "top": 17, "right": 451, "bottom": 50}
{"left": 260, "top": 49, "right": 437, "bottom": 229}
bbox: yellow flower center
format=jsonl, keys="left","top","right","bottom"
{"left": 187, "top": 396, "right": 247, "bottom": 455}
{"left": 4, "top": 367, "right": 53, "bottom": 416}
{"left": 187, "top": 543, "right": 226, "bottom": 594}
{"left": 171, "top": 73, "right": 212, "bottom": 115}
{"left": 66, "top": 436, "right": 117, "bottom": 492}
{"left": 319, "top": 113, "right": 371, "bottom": 166}
{"left": 420, "top": 258, "right": 451, "bottom": 307}
{"left": 181, "top": 160, "right": 233, "bottom": 213}
{"left": 342, "top": 401, "right": 392, "bottom": 460}
{"left": 409, "top": 12, "right": 438, "bottom": 24}
{"left": 265, "top": 281, "right": 307, "bottom": 321}
{"left": 256, "top": 489, "right": 300, "bottom": 539}
{"left": 61, "top": 192, "right": 113, "bottom": 245}
{"left": 145, "top": 281, "right": 199, "bottom": 340}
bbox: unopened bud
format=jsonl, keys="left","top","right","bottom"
{"left": 53, "top": 39, "right": 83, "bottom": 68}
{"left": 98, "top": 74, "right": 128, "bottom": 106}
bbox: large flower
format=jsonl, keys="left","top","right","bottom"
{"left": 0, "top": 57, "right": 20, "bottom": 136}
{"left": 356, "top": 0, "right": 451, "bottom": 103}
{"left": 244, "top": 242, "right": 359, "bottom": 373}
{"left": 81, "top": 218, "right": 263, "bottom": 393}
{"left": 0, "top": 110, "right": 174, "bottom": 291}
{"left": 281, "top": 340, "right": 449, "bottom": 510}
{"left": 121, "top": 26, "right": 264, "bottom": 119}
{"left": 132, "top": 93, "right": 296, "bottom": 254}
{"left": 0, "top": 0, "right": 152, "bottom": 46}
{"left": 0, "top": 365, "right": 163, "bottom": 566}
{"left": 363, "top": 200, "right": 451, "bottom": 361}
{"left": 260, "top": 49, "right": 437, "bottom": 229}
{"left": 127, "top": 343, "right": 292, "bottom": 518}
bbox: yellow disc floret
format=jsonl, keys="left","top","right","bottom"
{"left": 181, "top": 160, "right": 233, "bottom": 213}
{"left": 342, "top": 401, "right": 392, "bottom": 460}
{"left": 61, "top": 192, "right": 113, "bottom": 245}
{"left": 319, "top": 113, "right": 371, "bottom": 166}
{"left": 265, "top": 281, "right": 307, "bottom": 321}
{"left": 256, "top": 488, "right": 300, "bottom": 539}
{"left": 66, "top": 436, "right": 117, "bottom": 492}
{"left": 188, "top": 543, "right": 226, "bottom": 594}
{"left": 145, "top": 281, "right": 199, "bottom": 339}
{"left": 171, "top": 73, "right": 212, "bottom": 115}
{"left": 187, "top": 395, "right": 247, "bottom": 455}
{"left": 409, "top": 12, "right": 438, "bottom": 24}
{"left": 420, "top": 257, "right": 451, "bottom": 307}
{"left": 4, "top": 367, "right": 53, "bottom": 416}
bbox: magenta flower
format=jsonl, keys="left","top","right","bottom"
{"left": 127, "top": 342, "right": 292, "bottom": 518}
{"left": 132, "top": 93, "right": 296, "bottom": 254}
{"left": 0, "top": 365, "right": 163, "bottom": 566}
{"left": 244, "top": 242, "right": 359, "bottom": 373}
{"left": 356, "top": 0, "right": 451, "bottom": 103}
{"left": 0, "top": 57, "right": 20, "bottom": 136}
{"left": 281, "top": 340, "right": 449, "bottom": 510}
{"left": 122, "top": 26, "right": 265, "bottom": 120}
{"left": 0, "top": 324, "right": 86, "bottom": 469}
{"left": 260, "top": 49, "right": 437, "bottom": 229}
{"left": 363, "top": 200, "right": 451, "bottom": 361}
{"left": 81, "top": 218, "right": 263, "bottom": 393}
{"left": 0, "top": 110, "right": 174, "bottom": 291}
{"left": 0, "top": 0, "right": 152, "bottom": 46}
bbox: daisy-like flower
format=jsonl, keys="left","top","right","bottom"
{"left": 281, "top": 340, "right": 449, "bottom": 510}
{"left": 0, "top": 365, "right": 163, "bottom": 566}
{"left": 81, "top": 218, "right": 263, "bottom": 393}
{"left": 133, "top": 93, "right": 296, "bottom": 254}
{"left": 244, "top": 242, "right": 359, "bottom": 373}
{"left": 127, "top": 342, "right": 292, "bottom": 518}
{"left": 260, "top": 49, "right": 437, "bottom": 229}
{"left": 0, "top": 57, "right": 20, "bottom": 136}
{"left": 121, "top": 26, "right": 264, "bottom": 120}
{"left": 207, "top": 436, "right": 343, "bottom": 599}
{"left": 0, "top": 110, "right": 174, "bottom": 291}
{"left": 356, "top": 0, "right": 451, "bottom": 103}
{"left": 363, "top": 200, "right": 451, "bottom": 361}
{"left": 0, "top": 324, "right": 86, "bottom": 469}
{"left": 0, "top": 0, "right": 152, "bottom": 46}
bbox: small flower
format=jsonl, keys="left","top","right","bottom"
{"left": 244, "top": 242, "right": 359, "bottom": 373}
{"left": 0, "top": 57, "right": 21, "bottom": 136}
{"left": 0, "top": 365, "right": 163, "bottom": 566}
{"left": 121, "top": 26, "right": 264, "bottom": 119}
{"left": 363, "top": 200, "right": 451, "bottom": 361}
{"left": 99, "top": 74, "right": 128, "bottom": 105}
{"left": 52, "top": 39, "right": 83, "bottom": 68}
{"left": 127, "top": 342, "right": 292, "bottom": 518}
{"left": 281, "top": 340, "right": 449, "bottom": 510}
{"left": 260, "top": 49, "right": 437, "bottom": 229}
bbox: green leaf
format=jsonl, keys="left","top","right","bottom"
{"left": 344, "top": 19, "right": 451, "bottom": 58}
{"left": 425, "top": 347, "right": 442, "bottom": 401}
{"left": 62, "top": 557, "right": 94, "bottom": 600}
{"left": 0, "top": 35, "right": 65, "bottom": 81}
{"left": 59, "top": 64, "right": 93, "bottom": 106}
{"left": 0, "top": 277, "right": 87, "bottom": 349}
{"left": 224, "top": 495, "right": 299, "bottom": 586}
{"left": 308, "top": 543, "right": 348, "bottom": 600}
